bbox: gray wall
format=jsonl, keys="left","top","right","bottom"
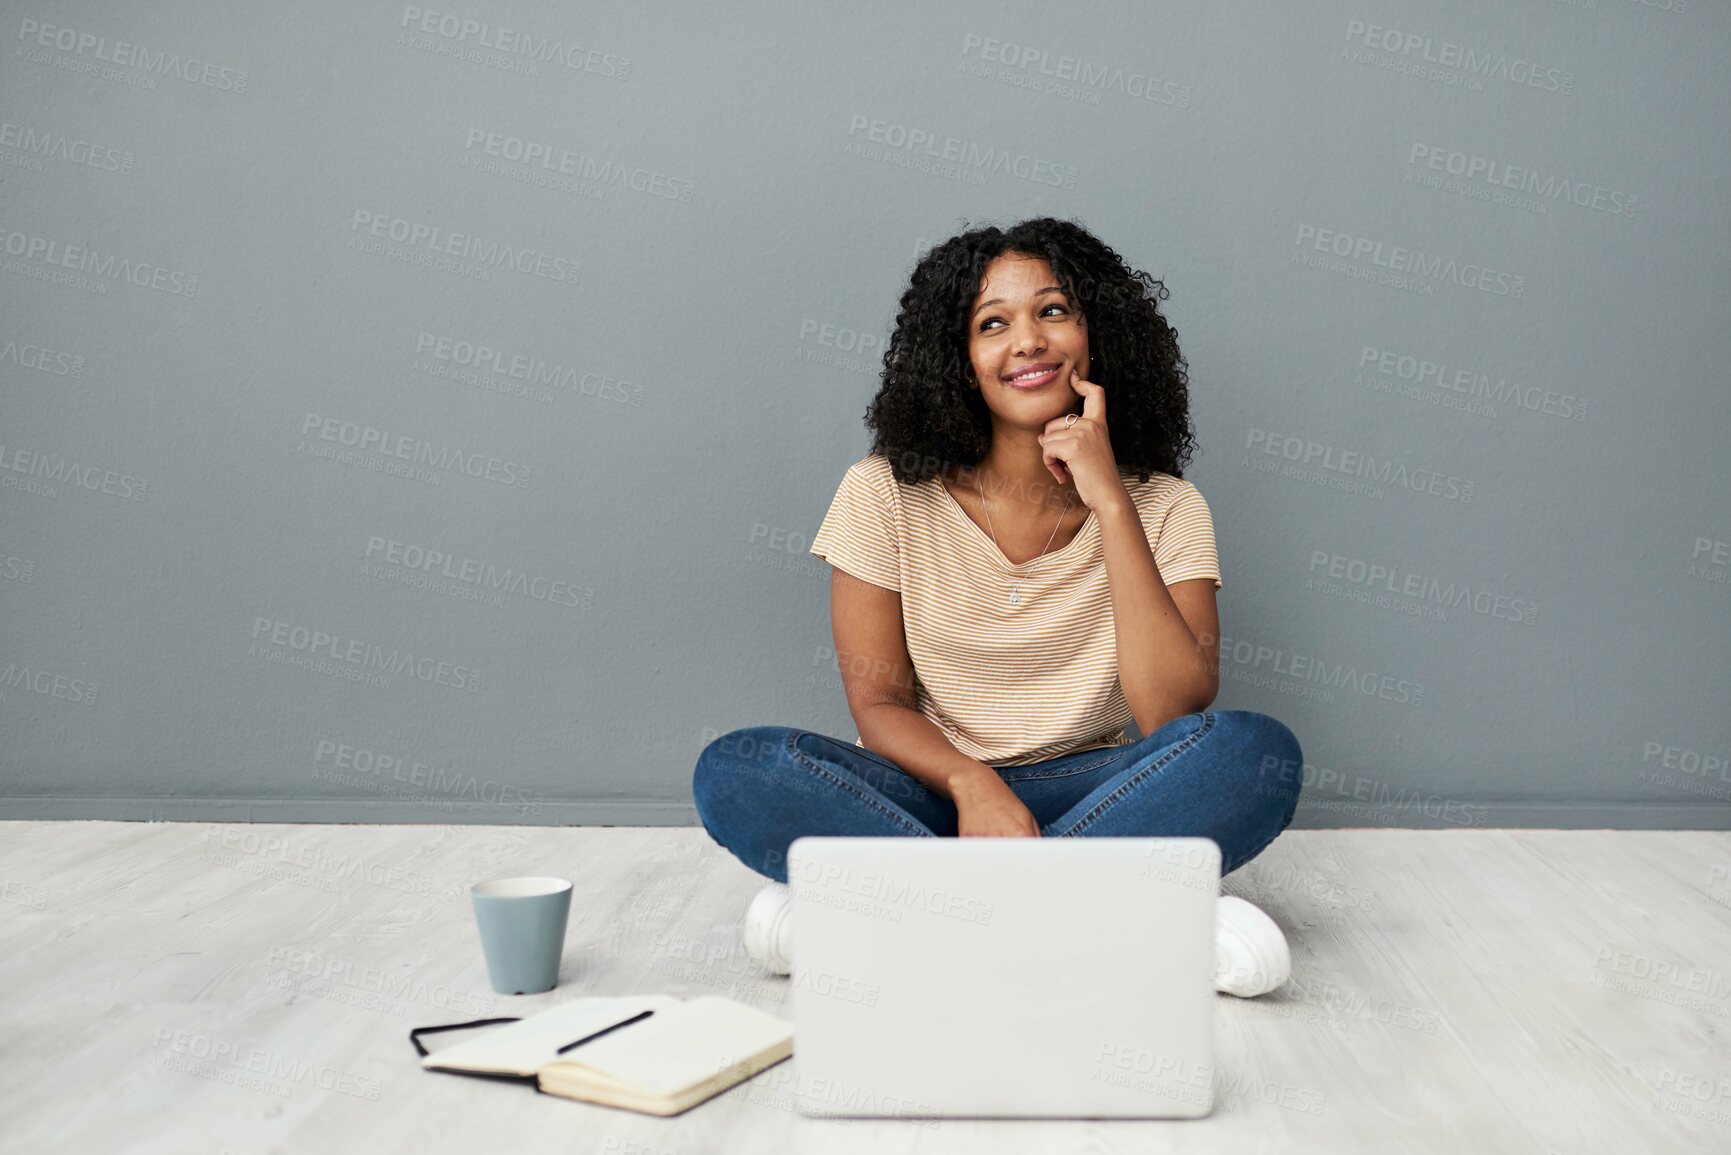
{"left": 2, "top": 1, "right": 1726, "bottom": 829}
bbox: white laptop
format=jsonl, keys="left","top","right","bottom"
{"left": 785, "top": 836, "right": 1220, "bottom": 1119}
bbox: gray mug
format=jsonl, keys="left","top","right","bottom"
{"left": 470, "top": 877, "right": 573, "bottom": 995}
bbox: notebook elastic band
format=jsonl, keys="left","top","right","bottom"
{"left": 408, "top": 1016, "right": 522, "bottom": 1057}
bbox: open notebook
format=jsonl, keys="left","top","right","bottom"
{"left": 410, "top": 995, "right": 793, "bottom": 1117}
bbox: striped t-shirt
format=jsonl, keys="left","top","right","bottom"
{"left": 809, "top": 453, "right": 1222, "bottom": 768}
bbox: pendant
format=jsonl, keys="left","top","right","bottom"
{"left": 1008, "top": 589, "right": 1022, "bottom": 606}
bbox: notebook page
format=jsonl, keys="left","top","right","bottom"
{"left": 548, "top": 996, "right": 793, "bottom": 1096}
{"left": 421, "top": 996, "right": 681, "bottom": 1075}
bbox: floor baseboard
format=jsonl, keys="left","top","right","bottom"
{"left": 0, "top": 796, "right": 1725, "bottom": 829}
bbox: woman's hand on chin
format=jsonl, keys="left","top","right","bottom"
{"left": 1037, "top": 369, "right": 1131, "bottom": 513}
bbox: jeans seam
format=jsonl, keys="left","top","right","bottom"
{"left": 782, "top": 730, "right": 933, "bottom": 837}
{"left": 1054, "top": 711, "right": 1219, "bottom": 837}
{"left": 996, "top": 748, "right": 1128, "bottom": 782}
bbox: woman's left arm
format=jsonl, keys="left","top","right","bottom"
{"left": 1038, "top": 369, "right": 1219, "bottom": 737}
{"left": 1096, "top": 499, "right": 1220, "bottom": 735}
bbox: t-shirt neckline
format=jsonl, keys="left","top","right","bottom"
{"left": 932, "top": 476, "right": 1101, "bottom": 570}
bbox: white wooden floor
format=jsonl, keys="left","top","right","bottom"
{"left": 2, "top": 821, "right": 1727, "bottom": 1153}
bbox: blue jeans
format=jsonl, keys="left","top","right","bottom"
{"left": 692, "top": 710, "right": 1304, "bottom": 885}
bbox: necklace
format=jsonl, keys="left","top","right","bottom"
{"left": 976, "top": 471, "right": 1073, "bottom": 607}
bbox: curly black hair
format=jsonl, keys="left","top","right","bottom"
{"left": 864, "top": 216, "right": 1197, "bottom": 488}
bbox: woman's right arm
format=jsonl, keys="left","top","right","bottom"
{"left": 828, "top": 568, "right": 1039, "bottom": 836}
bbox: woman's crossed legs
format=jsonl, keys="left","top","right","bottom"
{"left": 692, "top": 710, "right": 1304, "bottom": 884}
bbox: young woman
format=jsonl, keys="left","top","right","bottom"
{"left": 693, "top": 217, "right": 1305, "bottom": 996}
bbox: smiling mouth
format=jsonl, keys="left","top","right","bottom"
{"left": 1004, "top": 364, "right": 1061, "bottom": 388}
